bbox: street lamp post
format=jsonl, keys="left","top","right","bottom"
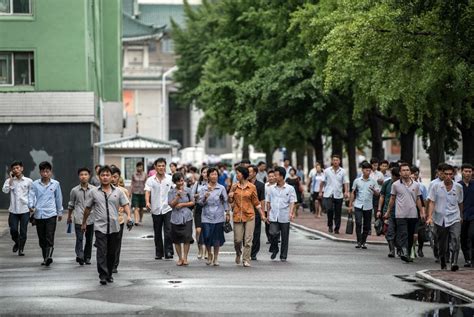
{"left": 162, "top": 65, "right": 178, "bottom": 141}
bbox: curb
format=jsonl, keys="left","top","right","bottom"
{"left": 416, "top": 269, "right": 474, "bottom": 301}
{"left": 291, "top": 222, "right": 388, "bottom": 245}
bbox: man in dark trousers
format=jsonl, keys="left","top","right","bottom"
{"left": 82, "top": 165, "right": 131, "bottom": 285}
{"left": 459, "top": 163, "right": 474, "bottom": 268}
{"left": 28, "top": 161, "right": 63, "bottom": 266}
{"left": 248, "top": 165, "right": 265, "bottom": 260}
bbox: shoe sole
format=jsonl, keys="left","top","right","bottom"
{"left": 45, "top": 258, "right": 53, "bottom": 266}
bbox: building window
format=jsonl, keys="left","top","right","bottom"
{"left": 124, "top": 157, "right": 144, "bottom": 180}
{"left": 0, "top": 52, "right": 34, "bottom": 86}
{"left": 0, "top": 0, "right": 31, "bottom": 14}
{"left": 161, "top": 38, "right": 174, "bottom": 54}
{"left": 208, "top": 134, "right": 227, "bottom": 149}
{"left": 127, "top": 48, "right": 143, "bottom": 67}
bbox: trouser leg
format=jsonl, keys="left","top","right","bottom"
{"left": 435, "top": 224, "right": 449, "bottom": 264}
{"left": 9, "top": 213, "right": 20, "bottom": 246}
{"left": 406, "top": 218, "right": 418, "bottom": 255}
{"left": 449, "top": 222, "right": 461, "bottom": 266}
{"left": 461, "top": 220, "right": 470, "bottom": 263}
{"left": 242, "top": 218, "right": 255, "bottom": 263}
{"left": 354, "top": 208, "right": 363, "bottom": 244}
{"left": 107, "top": 232, "right": 119, "bottom": 277}
{"left": 152, "top": 214, "right": 164, "bottom": 257}
{"left": 361, "top": 209, "right": 372, "bottom": 245}
{"left": 269, "top": 222, "right": 280, "bottom": 253}
{"left": 18, "top": 212, "right": 29, "bottom": 250}
{"left": 84, "top": 224, "right": 94, "bottom": 261}
{"left": 396, "top": 218, "right": 408, "bottom": 254}
{"left": 36, "top": 219, "right": 47, "bottom": 259}
{"left": 334, "top": 199, "right": 343, "bottom": 231}
{"left": 163, "top": 212, "right": 173, "bottom": 256}
{"left": 95, "top": 231, "right": 108, "bottom": 279}
{"left": 251, "top": 213, "right": 261, "bottom": 258}
{"left": 74, "top": 224, "right": 84, "bottom": 258}
{"left": 233, "top": 222, "right": 244, "bottom": 256}
{"left": 114, "top": 223, "right": 124, "bottom": 268}
{"left": 469, "top": 220, "right": 474, "bottom": 265}
{"left": 324, "top": 198, "right": 334, "bottom": 229}
{"left": 279, "top": 222, "right": 290, "bottom": 260}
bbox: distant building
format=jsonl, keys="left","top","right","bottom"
{"left": 0, "top": 0, "right": 122, "bottom": 208}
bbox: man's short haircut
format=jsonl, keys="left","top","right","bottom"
{"left": 248, "top": 165, "right": 258, "bottom": 174}
{"left": 391, "top": 167, "right": 400, "bottom": 178}
{"left": 442, "top": 164, "right": 454, "bottom": 172}
{"left": 331, "top": 154, "right": 341, "bottom": 160}
{"left": 389, "top": 162, "right": 398, "bottom": 168}
{"left": 410, "top": 166, "right": 420, "bottom": 174}
{"left": 77, "top": 167, "right": 91, "bottom": 175}
{"left": 267, "top": 169, "right": 275, "bottom": 175}
{"left": 110, "top": 166, "right": 121, "bottom": 176}
{"left": 136, "top": 161, "right": 144, "bottom": 167}
{"left": 154, "top": 157, "right": 167, "bottom": 166}
{"left": 461, "top": 163, "right": 473, "bottom": 171}
{"left": 399, "top": 162, "right": 411, "bottom": 170}
{"left": 10, "top": 160, "right": 23, "bottom": 168}
{"left": 437, "top": 163, "right": 445, "bottom": 171}
{"left": 189, "top": 166, "right": 198, "bottom": 173}
{"left": 169, "top": 162, "right": 177, "bottom": 168}
{"left": 236, "top": 166, "right": 249, "bottom": 179}
{"left": 257, "top": 161, "right": 266, "bottom": 167}
{"left": 95, "top": 164, "right": 101, "bottom": 169}
{"left": 98, "top": 165, "right": 112, "bottom": 175}
{"left": 172, "top": 172, "right": 184, "bottom": 183}
{"left": 241, "top": 158, "right": 251, "bottom": 165}
{"left": 39, "top": 161, "right": 52, "bottom": 171}
{"left": 361, "top": 162, "right": 372, "bottom": 169}
{"left": 380, "top": 160, "right": 389, "bottom": 166}
{"left": 283, "top": 158, "right": 291, "bottom": 163}
{"left": 274, "top": 166, "right": 286, "bottom": 179}
{"left": 370, "top": 158, "right": 379, "bottom": 164}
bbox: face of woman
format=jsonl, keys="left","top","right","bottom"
{"left": 316, "top": 165, "right": 321, "bottom": 172}
{"left": 208, "top": 171, "right": 218, "bottom": 183}
{"left": 290, "top": 169, "right": 296, "bottom": 176}
{"left": 202, "top": 168, "right": 208, "bottom": 180}
{"left": 236, "top": 171, "right": 243, "bottom": 181}
{"left": 175, "top": 178, "right": 185, "bottom": 189}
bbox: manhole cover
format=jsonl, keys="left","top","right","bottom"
{"left": 141, "top": 235, "right": 154, "bottom": 239}
{"left": 168, "top": 280, "right": 182, "bottom": 284}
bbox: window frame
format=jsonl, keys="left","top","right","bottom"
{"left": 0, "top": 51, "right": 34, "bottom": 87}
{"left": 0, "top": 0, "right": 32, "bottom": 15}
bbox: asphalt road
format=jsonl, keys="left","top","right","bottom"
{"left": 0, "top": 213, "right": 472, "bottom": 316}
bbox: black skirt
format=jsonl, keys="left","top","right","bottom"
{"left": 171, "top": 221, "right": 194, "bottom": 244}
{"left": 194, "top": 204, "right": 203, "bottom": 228}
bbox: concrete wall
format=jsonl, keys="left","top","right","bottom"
{"left": 0, "top": 123, "right": 97, "bottom": 209}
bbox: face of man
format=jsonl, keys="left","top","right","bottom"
{"left": 99, "top": 171, "right": 112, "bottom": 186}
{"left": 437, "top": 170, "right": 445, "bottom": 181}
{"left": 79, "top": 171, "right": 90, "bottom": 184}
{"left": 283, "top": 160, "right": 290, "bottom": 168}
{"left": 410, "top": 172, "right": 419, "bottom": 182}
{"left": 380, "top": 163, "right": 388, "bottom": 173}
{"left": 155, "top": 162, "right": 166, "bottom": 176}
{"left": 371, "top": 163, "right": 379, "bottom": 171}
{"left": 400, "top": 166, "right": 411, "bottom": 179}
{"left": 111, "top": 173, "right": 120, "bottom": 186}
{"left": 267, "top": 172, "right": 275, "bottom": 184}
{"left": 462, "top": 168, "right": 472, "bottom": 181}
{"left": 443, "top": 169, "right": 454, "bottom": 183}
{"left": 11, "top": 165, "right": 23, "bottom": 177}
{"left": 332, "top": 157, "right": 340, "bottom": 168}
{"left": 170, "top": 164, "right": 177, "bottom": 173}
{"left": 275, "top": 171, "right": 284, "bottom": 183}
{"left": 258, "top": 164, "right": 266, "bottom": 172}
{"left": 248, "top": 167, "right": 256, "bottom": 181}
{"left": 40, "top": 168, "right": 52, "bottom": 181}
{"left": 362, "top": 168, "right": 371, "bottom": 178}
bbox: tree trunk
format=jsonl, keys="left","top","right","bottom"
{"left": 400, "top": 127, "right": 416, "bottom": 164}
{"left": 368, "top": 112, "right": 384, "bottom": 160}
{"left": 306, "top": 145, "right": 314, "bottom": 172}
{"left": 428, "top": 130, "right": 446, "bottom": 180}
{"left": 242, "top": 138, "right": 250, "bottom": 161}
{"left": 265, "top": 146, "right": 275, "bottom": 167}
{"left": 460, "top": 121, "right": 474, "bottom": 165}
{"left": 331, "top": 129, "right": 343, "bottom": 158}
{"left": 312, "top": 130, "right": 324, "bottom": 165}
{"left": 296, "top": 147, "right": 305, "bottom": 169}
{"left": 345, "top": 124, "right": 358, "bottom": 185}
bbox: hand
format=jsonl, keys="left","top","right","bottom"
{"left": 426, "top": 217, "right": 433, "bottom": 225}
{"left": 67, "top": 217, "right": 72, "bottom": 224}
{"left": 58, "top": 216, "right": 62, "bottom": 222}
{"left": 265, "top": 218, "right": 270, "bottom": 224}
{"left": 261, "top": 217, "right": 267, "bottom": 223}
{"left": 228, "top": 191, "right": 234, "bottom": 199}
{"left": 383, "top": 212, "right": 390, "bottom": 220}
{"left": 225, "top": 213, "right": 230, "bottom": 222}
{"left": 290, "top": 213, "right": 294, "bottom": 221}
{"left": 376, "top": 211, "right": 381, "bottom": 218}
{"left": 318, "top": 192, "right": 323, "bottom": 198}
{"left": 420, "top": 213, "right": 426, "bottom": 222}
{"left": 81, "top": 223, "right": 87, "bottom": 233}
{"left": 344, "top": 192, "right": 350, "bottom": 200}
{"left": 348, "top": 206, "right": 353, "bottom": 214}
{"left": 146, "top": 202, "right": 151, "bottom": 210}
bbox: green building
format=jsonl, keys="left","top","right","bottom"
{"left": 0, "top": 0, "right": 122, "bottom": 208}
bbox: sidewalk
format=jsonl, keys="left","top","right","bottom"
{"left": 0, "top": 210, "right": 8, "bottom": 237}
{"left": 416, "top": 269, "right": 474, "bottom": 300}
{"left": 292, "top": 211, "right": 387, "bottom": 244}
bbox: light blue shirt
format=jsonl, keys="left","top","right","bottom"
{"left": 29, "top": 179, "right": 63, "bottom": 219}
{"left": 352, "top": 177, "right": 378, "bottom": 210}
{"left": 199, "top": 183, "right": 229, "bottom": 224}
{"left": 267, "top": 183, "right": 296, "bottom": 223}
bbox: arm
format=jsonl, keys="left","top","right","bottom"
{"left": 385, "top": 195, "right": 396, "bottom": 219}
{"left": 343, "top": 183, "right": 349, "bottom": 199}
{"left": 307, "top": 176, "right": 312, "bottom": 193}
{"left": 81, "top": 207, "right": 92, "bottom": 231}
{"left": 348, "top": 189, "right": 355, "bottom": 214}
{"left": 145, "top": 190, "right": 151, "bottom": 209}
{"left": 28, "top": 184, "right": 36, "bottom": 212}
{"left": 67, "top": 189, "right": 75, "bottom": 224}
{"left": 2, "top": 178, "right": 12, "bottom": 194}
{"left": 416, "top": 196, "right": 425, "bottom": 220}
{"left": 377, "top": 194, "right": 385, "bottom": 218}
{"left": 55, "top": 184, "right": 63, "bottom": 219}
{"left": 122, "top": 203, "right": 132, "bottom": 222}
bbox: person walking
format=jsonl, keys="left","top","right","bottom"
{"left": 192, "top": 167, "right": 208, "bottom": 259}
{"left": 131, "top": 161, "right": 147, "bottom": 226}
{"left": 267, "top": 166, "right": 296, "bottom": 262}
{"left": 90, "top": 165, "right": 101, "bottom": 187}
{"left": 379, "top": 167, "right": 400, "bottom": 257}
{"left": 145, "top": 158, "right": 174, "bottom": 260}
{"left": 67, "top": 168, "right": 96, "bottom": 265}
{"left": 264, "top": 170, "right": 277, "bottom": 244}
{"left": 168, "top": 172, "right": 195, "bottom": 266}
{"left": 228, "top": 167, "right": 264, "bottom": 267}
{"left": 460, "top": 163, "right": 474, "bottom": 268}
{"left": 319, "top": 155, "right": 349, "bottom": 234}
{"left": 2, "top": 161, "right": 33, "bottom": 256}
{"left": 256, "top": 161, "right": 268, "bottom": 184}
{"left": 249, "top": 165, "right": 266, "bottom": 261}
{"left": 286, "top": 168, "right": 303, "bottom": 218}
{"left": 428, "top": 164, "right": 464, "bottom": 271}
{"left": 199, "top": 167, "right": 229, "bottom": 266}
{"left": 82, "top": 165, "right": 131, "bottom": 285}
{"left": 28, "top": 161, "right": 63, "bottom": 266}
{"left": 386, "top": 163, "right": 425, "bottom": 263}
{"left": 307, "top": 162, "right": 324, "bottom": 218}
{"left": 348, "top": 162, "right": 380, "bottom": 249}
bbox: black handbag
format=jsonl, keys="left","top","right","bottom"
{"left": 223, "top": 221, "right": 233, "bottom": 233}
{"left": 345, "top": 214, "right": 354, "bottom": 234}
{"left": 374, "top": 218, "right": 384, "bottom": 236}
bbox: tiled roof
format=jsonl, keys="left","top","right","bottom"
{"left": 95, "top": 135, "right": 180, "bottom": 150}
{"left": 123, "top": 13, "right": 165, "bottom": 40}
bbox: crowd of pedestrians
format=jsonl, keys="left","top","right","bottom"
{"left": 3, "top": 155, "right": 473, "bottom": 285}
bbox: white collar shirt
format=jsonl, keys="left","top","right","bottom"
{"left": 428, "top": 182, "right": 463, "bottom": 227}
{"left": 2, "top": 176, "right": 33, "bottom": 214}
{"left": 144, "top": 174, "right": 173, "bottom": 215}
{"left": 322, "top": 167, "right": 349, "bottom": 199}
{"left": 267, "top": 183, "right": 296, "bottom": 223}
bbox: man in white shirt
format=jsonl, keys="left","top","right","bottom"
{"left": 428, "top": 164, "right": 464, "bottom": 271}
{"left": 427, "top": 163, "right": 446, "bottom": 262}
{"left": 319, "top": 155, "right": 349, "bottom": 234}
{"left": 2, "top": 161, "right": 33, "bottom": 256}
{"left": 145, "top": 158, "right": 174, "bottom": 260}
{"left": 264, "top": 169, "right": 277, "bottom": 244}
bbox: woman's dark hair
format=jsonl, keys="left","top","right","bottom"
{"left": 39, "top": 161, "right": 52, "bottom": 171}
{"left": 172, "top": 172, "right": 185, "bottom": 183}
{"left": 77, "top": 167, "right": 91, "bottom": 175}
{"left": 289, "top": 167, "right": 297, "bottom": 174}
{"left": 98, "top": 165, "right": 112, "bottom": 175}
{"left": 198, "top": 166, "right": 209, "bottom": 185}
{"left": 236, "top": 166, "right": 249, "bottom": 179}
{"left": 136, "top": 161, "right": 144, "bottom": 167}
{"left": 207, "top": 167, "right": 219, "bottom": 178}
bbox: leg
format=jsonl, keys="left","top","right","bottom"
{"left": 114, "top": 223, "right": 125, "bottom": 270}
{"left": 18, "top": 212, "right": 29, "bottom": 253}
{"left": 315, "top": 199, "right": 321, "bottom": 218}
{"left": 84, "top": 224, "right": 95, "bottom": 263}
{"left": 396, "top": 218, "right": 409, "bottom": 261}
{"left": 107, "top": 232, "right": 119, "bottom": 278}
{"left": 36, "top": 219, "right": 47, "bottom": 261}
{"left": 195, "top": 227, "right": 203, "bottom": 258}
{"left": 449, "top": 222, "right": 461, "bottom": 270}
{"left": 94, "top": 231, "right": 109, "bottom": 280}
{"left": 251, "top": 214, "right": 261, "bottom": 259}
{"left": 134, "top": 207, "right": 140, "bottom": 224}
{"left": 461, "top": 220, "right": 470, "bottom": 264}
{"left": 279, "top": 222, "right": 290, "bottom": 260}
{"left": 163, "top": 212, "right": 173, "bottom": 257}
{"left": 435, "top": 224, "right": 449, "bottom": 268}
{"left": 74, "top": 224, "right": 85, "bottom": 260}
{"left": 152, "top": 214, "right": 164, "bottom": 258}
{"left": 386, "top": 218, "right": 396, "bottom": 257}
{"left": 213, "top": 246, "right": 220, "bottom": 264}
{"left": 406, "top": 218, "right": 418, "bottom": 260}
{"left": 44, "top": 216, "right": 57, "bottom": 265}
{"left": 324, "top": 198, "right": 334, "bottom": 231}
{"left": 354, "top": 208, "right": 363, "bottom": 244}
{"left": 183, "top": 243, "right": 191, "bottom": 264}
{"left": 242, "top": 218, "right": 255, "bottom": 264}
{"left": 175, "top": 244, "right": 183, "bottom": 265}
{"left": 333, "top": 199, "right": 343, "bottom": 232}
{"left": 233, "top": 222, "right": 244, "bottom": 264}
{"left": 269, "top": 222, "right": 280, "bottom": 258}
{"left": 8, "top": 213, "right": 20, "bottom": 249}
{"left": 265, "top": 212, "right": 271, "bottom": 242}
{"left": 361, "top": 209, "right": 372, "bottom": 245}
{"left": 469, "top": 220, "right": 474, "bottom": 267}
